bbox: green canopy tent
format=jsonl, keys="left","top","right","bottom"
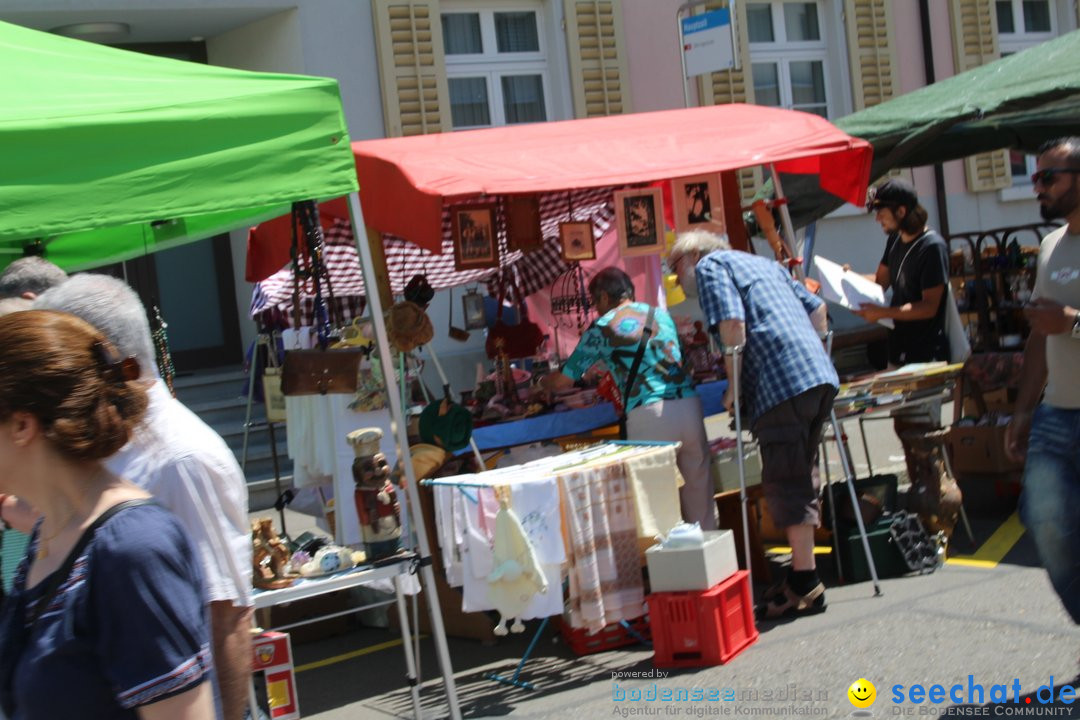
{"left": 0, "top": 19, "right": 358, "bottom": 270}
{"left": 777, "top": 28, "right": 1080, "bottom": 228}
{"left": 0, "top": 19, "right": 465, "bottom": 720}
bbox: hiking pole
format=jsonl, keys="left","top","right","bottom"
{"left": 727, "top": 343, "right": 754, "bottom": 599}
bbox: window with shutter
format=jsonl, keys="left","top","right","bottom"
{"left": 372, "top": 0, "right": 451, "bottom": 137}
{"left": 996, "top": 0, "right": 1062, "bottom": 186}
{"left": 441, "top": 5, "right": 553, "bottom": 129}
{"left": 563, "top": 0, "right": 630, "bottom": 118}
{"left": 949, "top": 0, "right": 1012, "bottom": 192}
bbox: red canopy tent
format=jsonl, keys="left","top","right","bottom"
{"left": 246, "top": 103, "right": 871, "bottom": 285}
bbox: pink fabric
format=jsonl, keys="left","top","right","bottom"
{"left": 527, "top": 227, "right": 666, "bottom": 358}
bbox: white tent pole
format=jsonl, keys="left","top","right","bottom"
{"left": 346, "top": 192, "right": 462, "bottom": 720}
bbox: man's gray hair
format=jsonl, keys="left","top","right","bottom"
{"left": 669, "top": 230, "right": 731, "bottom": 267}
{"left": 0, "top": 257, "right": 68, "bottom": 298}
{"left": 34, "top": 273, "right": 158, "bottom": 379}
{"left": 0, "top": 297, "right": 32, "bottom": 316}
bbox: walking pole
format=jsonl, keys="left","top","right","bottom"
{"left": 727, "top": 344, "right": 754, "bottom": 598}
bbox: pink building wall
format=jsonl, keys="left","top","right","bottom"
{"left": 622, "top": 0, "right": 698, "bottom": 112}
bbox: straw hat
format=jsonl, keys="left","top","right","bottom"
{"left": 385, "top": 301, "right": 433, "bottom": 353}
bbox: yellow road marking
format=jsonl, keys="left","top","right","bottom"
{"left": 947, "top": 511, "right": 1025, "bottom": 568}
{"left": 765, "top": 545, "right": 833, "bottom": 555}
{"left": 294, "top": 635, "right": 426, "bottom": 673}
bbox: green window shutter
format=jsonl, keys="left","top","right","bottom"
{"left": 949, "top": 0, "right": 1011, "bottom": 191}
{"left": 699, "top": 1, "right": 757, "bottom": 203}
{"left": 564, "top": 0, "right": 631, "bottom": 118}
{"left": 372, "top": 0, "right": 450, "bottom": 137}
{"left": 844, "top": 0, "right": 898, "bottom": 110}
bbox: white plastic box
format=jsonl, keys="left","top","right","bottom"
{"left": 645, "top": 530, "right": 739, "bottom": 592}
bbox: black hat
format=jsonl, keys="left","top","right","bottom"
{"left": 867, "top": 179, "right": 919, "bottom": 211}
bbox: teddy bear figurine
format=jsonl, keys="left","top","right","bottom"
{"left": 347, "top": 427, "right": 402, "bottom": 561}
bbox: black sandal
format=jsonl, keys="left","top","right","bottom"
{"left": 758, "top": 581, "right": 827, "bottom": 620}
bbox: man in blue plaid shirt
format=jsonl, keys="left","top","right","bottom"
{"left": 669, "top": 230, "right": 838, "bottom": 621}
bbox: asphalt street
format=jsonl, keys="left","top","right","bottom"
{"left": 251, "top": 468, "right": 1080, "bottom": 720}
{"left": 252, "top": 408, "right": 1078, "bottom": 720}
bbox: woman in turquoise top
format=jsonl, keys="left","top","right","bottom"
{"left": 541, "top": 267, "right": 716, "bottom": 529}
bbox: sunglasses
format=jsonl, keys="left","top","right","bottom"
{"left": 1031, "top": 167, "right": 1080, "bottom": 186}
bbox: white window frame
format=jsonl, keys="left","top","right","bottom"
{"left": 745, "top": 0, "right": 837, "bottom": 119}
{"left": 996, "top": 0, "right": 1060, "bottom": 190}
{"left": 442, "top": 2, "right": 553, "bottom": 130}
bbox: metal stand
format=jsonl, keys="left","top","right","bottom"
{"left": 241, "top": 332, "right": 289, "bottom": 533}
{"left": 485, "top": 618, "right": 550, "bottom": 690}
{"left": 828, "top": 406, "right": 883, "bottom": 596}
{"left": 726, "top": 344, "right": 755, "bottom": 597}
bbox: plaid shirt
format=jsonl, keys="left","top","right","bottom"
{"left": 695, "top": 250, "right": 837, "bottom": 422}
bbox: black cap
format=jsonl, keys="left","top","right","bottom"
{"left": 867, "top": 178, "right": 919, "bottom": 211}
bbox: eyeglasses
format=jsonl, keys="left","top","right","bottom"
{"left": 1030, "top": 168, "right": 1080, "bottom": 186}
{"left": 669, "top": 254, "right": 691, "bottom": 274}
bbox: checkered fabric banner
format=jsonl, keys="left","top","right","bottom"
{"left": 250, "top": 187, "right": 617, "bottom": 321}
{"left": 249, "top": 221, "right": 366, "bottom": 326}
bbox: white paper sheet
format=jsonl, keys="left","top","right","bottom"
{"left": 813, "top": 255, "right": 894, "bottom": 329}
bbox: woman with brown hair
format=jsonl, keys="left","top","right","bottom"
{"left": 0, "top": 310, "right": 216, "bottom": 719}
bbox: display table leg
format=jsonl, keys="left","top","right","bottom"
{"left": 394, "top": 575, "right": 424, "bottom": 720}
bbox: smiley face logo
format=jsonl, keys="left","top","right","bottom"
{"left": 848, "top": 678, "right": 876, "bottom": 708}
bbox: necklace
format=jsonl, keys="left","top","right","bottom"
{"left": 36, "top": 510, "right": 78, "bottom": 561}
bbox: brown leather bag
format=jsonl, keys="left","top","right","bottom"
{"left": 281, "top": 349, "right": 364, "bottom": 396}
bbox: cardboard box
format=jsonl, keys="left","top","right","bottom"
{"left": 950, "top": 424, "right": 1022, "bottom": 474}
{"left": 960, "top": 387, "right": 1011, "bottom": 417}
{"left": 712, "top": 446, "right": 762, "bottom": 493}
{"left": 646, "top": 530, "right": 738, "bottom": 592}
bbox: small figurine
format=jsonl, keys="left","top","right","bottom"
{"left": 347, "top": 427, "right": 403, "bottom": 561}
{"left": 251, "top": 518, "right": 298, "bottom": 590}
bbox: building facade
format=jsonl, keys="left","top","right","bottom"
{"left": 3, "top": 0, "right": 1078, "bottom": 368}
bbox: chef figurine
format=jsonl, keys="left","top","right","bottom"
{"left": 347, "top": 427, "right": 402, "bottom": 560}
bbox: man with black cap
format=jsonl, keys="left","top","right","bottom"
{"left": 855, "top": 178, "right": 950, "bottom": 366}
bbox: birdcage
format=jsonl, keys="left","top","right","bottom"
{"left": 548, "top": 264, "right": 592, "bottom": 361}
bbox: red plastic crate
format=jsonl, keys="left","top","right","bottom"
{"left": 647, "top": 570, "right": 758, "bottom": 667}
{"left": 557, "top": 616, "right": 651, "bottom": 656}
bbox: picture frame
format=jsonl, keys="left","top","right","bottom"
{"left": 559, "top": 221, "right": 596, "bottom": 262}
{"left": 672, "top": 174, "right": 725, "bottom": 234}
{"left": 451, "top": 203, "right": 499, "bottom": 271}
{"left": 614, "top": 187, "right": 666, "bottom": 257}
{"left": 462, "top": 289, "right": 487, "bottom": 330}
{"left": 505, "top": 195, "right": 544, "bottom": 252}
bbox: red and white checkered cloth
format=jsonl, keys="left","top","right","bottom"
{"left": 251, "top": 187, "right": 616, "bottom": 321}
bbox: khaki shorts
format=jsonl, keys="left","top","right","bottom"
{"left": 751, "top": 384, "right": 837, "bottom": 528}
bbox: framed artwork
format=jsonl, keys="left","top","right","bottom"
{"left": 451, "top": 204, "right": 499, "bottom": 271}
{"left": 559, "top": 221, "right": 596, "bottom": 262}
{"left": 462, "top": 289, "right": 487, "bottom": 330}
{"left": 505, "top": 195, "right": 544, "bottom": 252}
{"left": 614, "top": 187, "right": 665, "bottom": 257}
{"left": 672, "top": 174, "right": 724, "bottom": 233}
